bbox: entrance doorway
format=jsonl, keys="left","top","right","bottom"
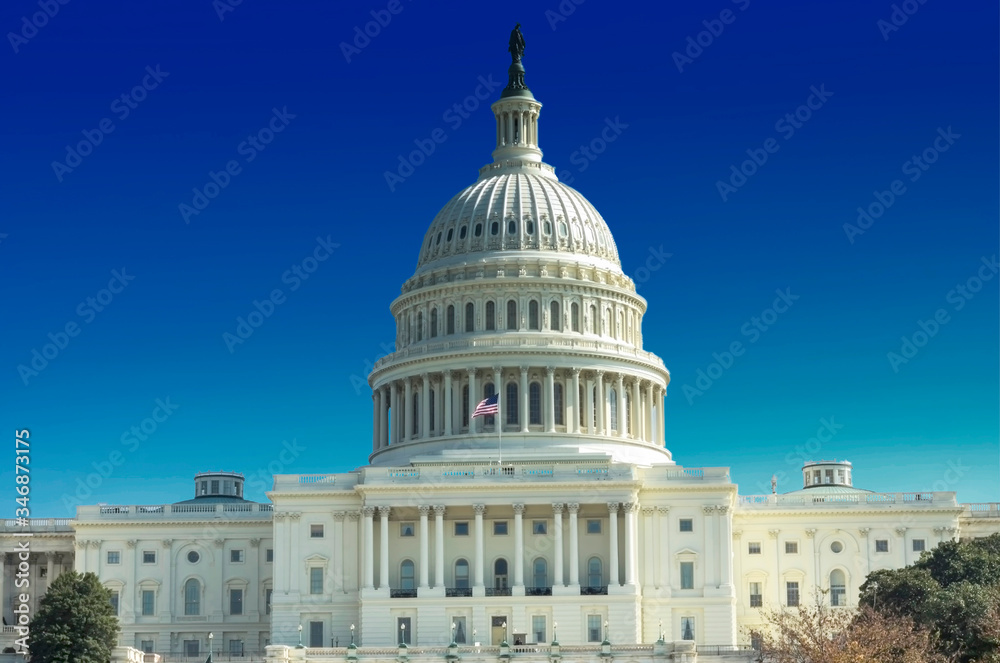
{"left": 491, "top": 616, "right": 507, "bottom": 645}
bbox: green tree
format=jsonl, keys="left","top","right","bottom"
{"left": 28, "top": 571, "right": 120, "bottom": 663}
{"left": 860, "top": 533, "right": 1000, "bottom": 663}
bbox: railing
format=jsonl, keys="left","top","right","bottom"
{"left": 388, "top": 468, "right": 420, "bottom": 478}
{"left": 299, "top": 474, "right": 336, "bottom": 484}
{"left": 485, "top": 587, "right": 512, "bottom": 597}
{"left": 965, "top": 503, "right": 1000, "bottom": 517}
{"left": 0, "top": 517, "right": 73, "bottom": 531}
{"left": 389, "top": 589, "right": 418, "bottom": 598}
{"left": 738, "top": 492, "right": 955, "bottom": 508}
{"left": 525, "top": 586, "right": 552, "bottom": 596}
{"left": 78, "top": 503, "right": 274, "bottom": 519}
{"left": 664, "top": 468, "right": 704, "bottom": 479}
{"left": 696, "top": 644, "right": 756, "bottom": 655}
{"left": 580, "top": 585, "right": 608, "bottom": 595}
{"left": 445, "top": 587, "right": 472, "bottom": 597}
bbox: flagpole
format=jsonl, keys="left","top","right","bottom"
{"left": 498, "top": 396, "right": 502, "bottom": 466}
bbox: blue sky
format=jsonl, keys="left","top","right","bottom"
{"left": 1, "top": 0, "right": 997, "bottom": 516}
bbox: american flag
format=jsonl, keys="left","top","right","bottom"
{"left": 472, "top": 394, "right": 499, "bottom": 417}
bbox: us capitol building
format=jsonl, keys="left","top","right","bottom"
{"left": 3, "top": 28, "right": 997, "bottom": 663}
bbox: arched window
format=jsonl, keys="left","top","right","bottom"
{"left": 462, "top": 385, "right": 469, "bottom": 427}
{"left": 571, "top": 303, "right": 580, "bottom": 332}
{"left": 830, "top": 570, "right": 846, "bottom": 606}
{"left": 605, "top": 308, "right": 612, "bottom": 335}
{"left": 618, "top": 311, "right": 624, "bottom": 339}
{"left": 184, "top": 578, "right": 200, "bottom": 616}
{"left": 550, "top": 301, "right": 561, "bottom": 331}
{"left": 529, "top": 382, "right": 542, "bottom": 425}
{"left": 590, "top": 305, "right": 598, "bottom": 334}
{"left": 533, "top": 558, "right": 548, "bottom": 588}
{"left": 554, "top": 383, "right": 564, "bottom": 426}
{"left": 430, "top": 308, "right": 438, "bottom": 338}
{"left": 465, "top": 302, "right": 475, "bottom": 332}
{"left": 491, "top": 221, "right": 499, "bottom": 235}
{"left": 417, "top": 311, "right": 423, "bottom": 342}
{"left": 486, "top": 301, "right": 496, "bottom": 330}
{"left": 587, "top": 557, "right": 602, "bottom": 588}
{"left": 412, "top": 393, "right": 419, "bottom": 435}
{"left": 483, "top": 382, "right": 496, "bottom": 427}
{"left": 400, "top": 560, "right": 415, "bottom": 590}
{"left": 494, "top": 559, "right": 508, "bottom": 589}
{"left": 507, "top": 220, "right": 516, "bottom": 235}
{"left": 447, "top": 305, "right": 455, "bottom": 335}
{"left": 528, "top": 300, "right": 539, "bottom": 330}
{"left": 506, "top": 383, "right": 519, "bottom": 426}
{"left": 624, "top": 390, "right": 630, "bottom": 435}
{"left": 455, "top": 559, "right": 470, "bottom": 588}
{"left": 506, "top": 300, "right": 518, "bottom": 330}
{"left": 429, "top": 389, "right": 436, "bottom": 432}
{"left": 610, "top": 389, "right": 618, "bottom": 431}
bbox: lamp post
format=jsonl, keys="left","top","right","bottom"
{"left": 400, "top": 622, "right": 406, "bottom": 647}
{"left": 552, "top": 621, "right": 558, "bottom": 644}
{"left": 207, "top": 632, "right": 214, "bottom": 663}
{"left": 347, "top": 624, "right": 358, "bottom": 661}
{"left": 502, "top": 621, "right": 508, "bottom": 646}
{"left": 603, "top": 620, "right": 609, "bottom": 644}
{"left": 450, "top": 622, "right": 457, "bottom": 646}
{"left": 297, "top": 624, "right": 304, "bottom": 649}
{"left": 350, "top": 624, "right": 356, "bottom": 647}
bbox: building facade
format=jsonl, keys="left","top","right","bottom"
{"left": 1, "top": 33, "right": 997, "bottom": 663}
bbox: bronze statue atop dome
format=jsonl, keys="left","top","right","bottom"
{"left": 508, "top": 23, "right": 525, "bottom": 64}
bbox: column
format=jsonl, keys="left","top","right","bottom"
{"left": 389, "top": 383, "right": 399, "bottom": 445}
{"left": 624, "top": 503, "right": 637, "bottom": 586}
{"left": 644, "top": 383, "right": 653, "bottom": 443}
{"left": 608, "top": 502, "right": 620, "bottom": 586}
{"left": 434, "top": 376, "right": 444, "bottom": 436}
{"left": 421, "top": 374, "right": 430, "bottom": 438}
{"left": 585, "top": 375, "right": 595, "bottom": 434}
{"left": 616, "top": 374, "right": 626, "bottom": 438}
{"left": 46, "top": 553, "right": 54, "bottom": 586}
{"left": 596, "top": 371, "right": 605, "bottom": 436}
{"left": 657, "top": 507, "right": 670, "bottom": 590}
{"left": 0, "top": 555, "right": 5, "bottom": 626}
{"left": 418, "top": 506, "right": 430, "bottom": 588}
{"left": 444, "top": 373, "right": 453, "bottom": 436}
{"left": 467, "top": 369, "right": 478, "bottom": 434}
{"left": 473, "top": 505, "right": 486, "bottom": 588}
{"left": 769, "top": 529, "right": 781, "bottom": 604}
{"left": 362, "top": 507, "right": 375, "bottom": 589}
{"left": 642, "top": 507, "right": 654, "bottom": 589}
{"left": 631, "top": 379, "right": 641, "bottom": 440}
{"left": 553, "top": 503, "right": 564, "bottom": 587}
{"left": 404, "top": 378, "right": 413, "bottom": 441}
{"left": 434, "top": 506, "right": 445, "bottom": 588}
{"left": 513, "top": 504, "right": 525, "bottom": 589}
{"left": 519, "top": 367, "right": 529, "bottom": 433}
{"left": 379, "top": 507, "right": 390, "bottom": 590}
{"left": 380, "top": 387, "right": 389, "bottom": 448}
{"left": 493, "top": 367, "right": 503, "bottom": 429}
{"left": 719, "top": 506, "right": 733, "bottom": 589}
{"left": 372, "top": 390, "right": 380, "bottom": 451}
{"left": 545, "top": 367, "right": 556, "bottom": 432}
{"left": 657, "top": 385, "right": 666, "bottom": 444}
{"left": 568, "top": 503, "right": 580, "bottom": 587}
{"left": 333, "top": 512, "right": 346, "bottom": 592}
{"left": 571, "top": 369, "right": 581, "bottom": 434}
{"left": 806, "top": 528, "right": 819, "bottom": 592}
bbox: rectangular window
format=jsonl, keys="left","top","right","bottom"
{"left": 680, "top": 561, "right": 694, "bottom": 589}
{"left": 532, "top": 615, "right": 546, "bottom": 644}
{"left": 109, "top": 591, "right": 119, "bottom": 615}
{"left": 785, "top": 541, "right": 799, "bottom": 554}
{"left": 875, "top": 539, "right": 889, "bottom": 553}
{"left": 586, "top": 519, "right": 602, "bottom": 534}
{"left": 310, "top": 621, "right": 324, "bottom": 648}
{"left": 749, "top": 582, "right": 762, "bottom": 607}
{"left": 265, "top": 588, "right": 272, "bottom": 615}
{"left": 230, "top": 588, "right": 243, "bottom": 615}
{"left": 229, "top": 640, "right": 244, "bottom": 657}
{"left": 452, "top": 616, "right": 467, "bottom": 644}
{"left": 397, "top": 617, "right": 412, "bottom": 645}
{"left": 310, "top": 524, "right": 324, "bottom": 538}
{"left": 681, "top": 616, "right": 695, "bottom": 641}
{"left": 748, "top": 542, "right": 761, "bottom": 555}
{"left": 142, "top": 550, "right": 156, "bottom": 564}
{"left": 140, "top": 640, "right": 154, "bottom": 654}
{"left": 587, "top": 615, "right": 602, "bottom": 642}
{"left": 184, "top": 640, "right": 200, "bottom": 657}
{"left": 266, "top": 548, "right": 274, "bottom": 563}
{"left": 400, "top": 522, "right": 415, "bottom": 537}
{"left": 454, "top": 522, "right": 469, "bottom": 536}
{"left": 230, "top": 549, "right": 244, "bottom": 563}
{"left": 493, "top": 521, "right": 508, "bottom": 535}
{"left": 211, "top": 479, "right": 219, "bottom": 494}
{"left": 141, "top": 589, "right": 155, "bottom": 616}
{"left": 786, "top": 581, "right": 800, "bottom": 607}
{"left": 310, "top": 567, "right": 323, "bottom": 594}
{"left": 532, "top": 520, "right": 547, "bottom": 535}
{"left": 913, "top": 539, "right": 925, "bottom": 552}
{"left": 107, "top": 551, "right": 121, "bottom": 565}
{"left": 679, "top": 518, "right": 693, "bottom": 532}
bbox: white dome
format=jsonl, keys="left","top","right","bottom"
{"left": 415, "top": 168, "right": 621, "bottom": 274}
